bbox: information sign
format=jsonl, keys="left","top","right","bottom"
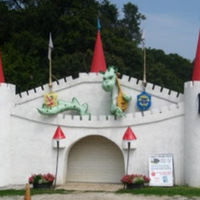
{"left": 149, "top": 154, "right": 174, "bottom": 186}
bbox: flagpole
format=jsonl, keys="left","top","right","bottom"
{"left": 48, "top": 33, "right": 53, "bottom": 92}
{"left": 143, "top": 43, "right": 146, "bottom": 87}
{"left": 49, "top": 58, "right": 52, "bottom": 90}
{"left": 142, "top": 30, "right": 147, "bottom": 89}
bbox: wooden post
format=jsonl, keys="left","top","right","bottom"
{"left": 24, "top": 183, "right": 31, "bottom": 200}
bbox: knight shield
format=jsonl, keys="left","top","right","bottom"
{"left": 137, "top": 91, "right": 151, "bottom": 111}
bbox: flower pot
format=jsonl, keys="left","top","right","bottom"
{"left": 33, "top": 182, "right": 53, "bottom": 189}
{"left": 126, "top": 183, "right": 144, "bottom": 189}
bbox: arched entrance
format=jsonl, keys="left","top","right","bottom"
{"left": 66, "top": 135, "right": 125, "bottom": 183}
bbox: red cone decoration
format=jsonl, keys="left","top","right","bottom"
{"left": 90, "top": 18, "right": 107, "bottom": 72}
{"left": 192, "top": 29, "right": 200, "bottom": 81}
{"left": 123, "top": 127, "right": 137, "bottom": 141}
{"left": 53, "top": 126, "right": 66, "bottom": 140}
{"left": 0, "top": 50, "right": 5, "bottom": 83}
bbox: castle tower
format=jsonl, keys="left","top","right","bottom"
{"left": 184, "top": 29, "right": 200, "bottom": 187}
{"left": 90, "top": 18, "right": 107, "bottom": 72}
{"left": 0, "top": 49, "right": 15, "bottom": 186}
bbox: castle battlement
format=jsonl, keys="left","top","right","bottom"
{"left": 0, "top": 82, "right": 16, "bottom": 92}
{"left": 11, "top": 101, "right": 184, "bottom": 128}
{"left": 184, "top": 81, "right": 200, "bottom": 88}
{"left": 15, "top": 73, "right": 183, "bottom": 106}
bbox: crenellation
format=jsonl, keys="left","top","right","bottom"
{"left": 80, "top": 115, "right": 90, "bottom": 121}
{"left": 78, "top": 73, "right": 90, "bottom": 80}
{"left": 107, "top": 115, "right": 116, "bottom": 121}
{"left": 184, "top": 81, "right": 195, "bottom": 88}
{"left": 125, "top": 113, "right": 134, "bottom": 118}
{"left": 99, "top": 115, "right": 107, "bottom": 121}
{"left": 68, "top": 114, "right": 76, "bottom": 121}
{"left": 145, "top": 82, "right": 154, "bottom": 91}
{"left": 135, "top": 112, "right": 143, "bottom": 118}
{"left": 41, "top": 84, "right": 44, "bottom": 90}
{"left": 90, "top": 115, "right": 98, "bottom": 121}
{"left": 63, "top": 114, "right": 73, "bottom": 121}
{"left": 65, "top": 75, "right": 73, "bottom": 83}
{"left": 34, "top": 85, "right": 45, "bottom": 94}
{"left": 143, "top": 110, "right": 151, "bottom": 117}
{"left": 168, "top": 90, "right": 179, "bottom": 99}
{"left": 41, "top": 83, "right": 51, "bottom": 91}
{"left": 137, "top": 79, "right": 143, "bottom": 85}
{"left": 0, "top": 83, "right": 16, "bottom": 95}
{"left": 57, "top": 78, "right": 67, "bottom": 86}
{"left": 160, "top": 106, "right": 170, "bottom": 113}
{"left": 129, "top": 77, "right": 138, "bottom": 85}
{"left": 19, "top": 91, "right": 29, "bottom": 98}
{"left": 160, "top": 87, "right": 170, "bottom": 96}
{"left": 193, "top": 81, "right": 200, "bottom": 86}
{"left": 121, "top": 75, "right": 130, "bottom": 82}
{"left": 27, "top": 89, "right": 37, "bottom": 96}
{"left": 150, "top": 108, "right": 160, "bottom": 115}
{"left": 153, "top": 84, "right": 161, "bottom": 92}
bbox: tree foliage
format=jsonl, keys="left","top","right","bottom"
{"left": 0, "top": 0, "right": 193, "bottom": 93}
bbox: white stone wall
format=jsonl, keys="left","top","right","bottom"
{"left": 184, "top": 81, "right": 200, "bottom": 187}
{"left": 0, "top": 83, "right": 16, "bottom": 186}
{"left": 0, "top": 73, "right": 186, "bottom": 186}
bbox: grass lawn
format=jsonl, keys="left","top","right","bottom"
{"left": 117, "top": 186, "right": 200, "bottom": 197}
{"left": 0, "top": 186, "right": 200, "bottom": 197}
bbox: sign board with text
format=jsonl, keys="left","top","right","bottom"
{"left": 149, "top": 154, "right": 174, "bottom": 187}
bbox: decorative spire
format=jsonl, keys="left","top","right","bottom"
{"left": 0, "top": 50, "right": 5, "bottom": 83}
{"left": 90, "top": 18, "right": 107, "bottom": 73}
{"left": 192, "top": 29, "right": 200, "bottom": 81}
{"left": 52, "top": 126, "right": 66, "bottom": 140}
{"left": 123, "top": 127, "right": 137, "bottom": 141}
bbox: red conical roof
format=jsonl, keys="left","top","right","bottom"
{"left": 90, "top": 20, "right": 107, "bottom": 73}
{"left": 53, "top": 126, "right": 66, "bottom": 140}
{"left": 123, "top": 127, "right": 137, "bottom": 141}
{"left": 0, "top": 50, "right": 5, "bottom": 83}
{"left": 192, "top": 29, "right": 200, "bottom": 81}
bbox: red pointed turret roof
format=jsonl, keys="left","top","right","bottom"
{"left": 192, "top": 29, "right": 200, "bottom": 81}
{"left": 0, "top": 50, "right": 5, "bottom": 83}
{"left": 53, "top": 126, "right": 66, "bottom": 140}
{"left": 123, "top": 127, "right": 137, "bottom": 141}
{"left": 90, "top": 19, "right": 107, "bottom": 73}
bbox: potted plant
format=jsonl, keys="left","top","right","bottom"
{"left": 29, "top": 173, "right": 55, "bottom": 189}
{"left": 121, "top": 174, "right": 150, "bottom": 189}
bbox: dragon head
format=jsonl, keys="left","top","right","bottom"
{"left": 102, "top": 66, "right": 118, "bottom": 92}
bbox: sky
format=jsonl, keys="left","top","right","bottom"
{"left": 108, "top": 0, "right": 200, "bottom": 61}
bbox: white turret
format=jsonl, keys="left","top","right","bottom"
{"left": 184, "top": 30, "right": 200, "bottom": 187}
{"left": 0, "top": 50, "right": 16, "bottom": 186}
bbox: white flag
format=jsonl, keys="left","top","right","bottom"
{"left": 142, "top": 29, "right": 145, "bottom": 41}
{"left": 48, "top": 33, "right": 53, "bottom": 60}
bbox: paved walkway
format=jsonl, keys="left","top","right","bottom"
{"left": 56, "top": 182, "right": 124, "bottom": 191}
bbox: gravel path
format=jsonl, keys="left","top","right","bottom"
{"left": 1, "top": 185, "right": 200, "bottom": 200}
{"left": 1, "top": 192, "right": 200, "bottom": 200}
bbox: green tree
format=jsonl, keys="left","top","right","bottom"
{"left": 0, "top": 0, "right": 192, "bottom": 94}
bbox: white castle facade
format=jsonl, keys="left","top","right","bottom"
{"left": 0, "top": 70, "right": 200, "bottom": 187}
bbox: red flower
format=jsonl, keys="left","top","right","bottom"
{"left": 121, "top": 174, "right": 150, "bottom": 184}
{"left": 28, "top": 173, "right": 55, "bottom": 184}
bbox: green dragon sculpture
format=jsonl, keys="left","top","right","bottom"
{"left": 102, "top": 66, "right": 132, "bottom": 117}
{"left": 37, "top": 93, "right": 90, "bottom": 116}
